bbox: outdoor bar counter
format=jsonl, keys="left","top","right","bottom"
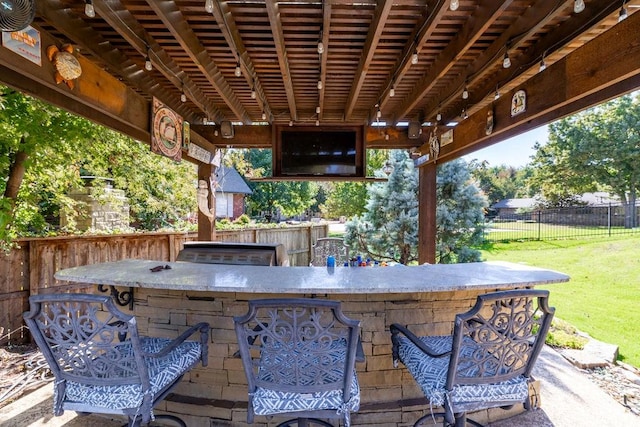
{"left": 55, "top": 260, "right": 569, "bottom": 427}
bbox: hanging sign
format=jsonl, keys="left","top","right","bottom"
{"left": 151, "top": 97, "right": 182, "bottom": 161}
{"left": 188, "top": 144, "right": 212, "bottom": 164}
{"left": 511, "top": 90, "right": 526, "bottom": 117}
{"left": 1, "top": 26, "right": 41, "bottom": 65}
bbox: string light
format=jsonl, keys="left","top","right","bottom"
{"left": 289, "top": 120, "right": 293, "bottom": 127}
{"left": 436, "top": 105, "right": 442, "bottom": 122}
{"left": 144, "top": 49, "right": 152, "bottom": 71}
{"left": 461, "top": 108, "right": 468, "bottom": 119}
{"left": 251, "top": 86, "right": 257, "bottom": 99}
{"left": 85, "top": 0, "right": 95, "bottom": 18}
{"left": 317, "top": 79, "right": 323, "bottom": 90}
{"left": 494, "top": 88, "right": 500, "bottom": 100}
{"left": 539, "top": 57, "right": 547, "bottom": 72}
{"left": 316, "top": 106, "right": 321, "bottom": 114}
{"left": 502, "top": 50, "right": 511, "bottom": 69}
{"left": 234, "top": 61, "right": 241, "bottom": 77}
{"left": 180, "top": 82, "right": 187, "bottom": 102}
{"left": 316, "top": 119, "right": 320, "bottom": 126}
{"left": 389, "top": 84, "right": 395, "bottom": 97}
{"left": 450, "top": 0, "right": 459, "bottom": 11}
{"left": 574, "top": 0, "right": 585, "bottom": 13}
{"left": 377, "top": 106, "right": 382, "bottom": 118}
{"left": 205, "top": 0, "right": 214, "bottom": 14}
{"left": 261, "top": 111, "right": 267, "bottom": 121}
{"left": 411, "top": 49, "right": 418, "bottom": 65}
{"left": 619, "top": 2, "right": 628, "bottom": 22}
{"left": 462, "top": 83, "right": 469, "bottom": 100}
{"left": 317, "top": 41, "right": 324, "bottom": 54}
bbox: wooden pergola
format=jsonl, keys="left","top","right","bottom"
{"left": 1, "top": 0, "right": 639, "bottom": 262}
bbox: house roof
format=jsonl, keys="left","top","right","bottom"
{"left": 491, "top": 198, "right": 536, "bottom": 209}
{"left": 214, "top": 166, "right": 253, "bottom": 195}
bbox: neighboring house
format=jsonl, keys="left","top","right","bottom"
{"left": 490, "top": 198, "right": 536, "bottom": 219}
{"left": 213, "top": 166, "right": 253, "bottom": 219}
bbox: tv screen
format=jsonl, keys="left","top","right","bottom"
{"left": 275, "top": 126, "right": 364, "bottom": 178}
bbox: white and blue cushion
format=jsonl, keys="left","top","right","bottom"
{"left": 60, "top": 337, "right": 203, "bottom": 416}
{"left": 397, "top": 335, "right": 529, "bottom": 409}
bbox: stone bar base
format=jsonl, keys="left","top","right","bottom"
{"left": 128, "top": 286, "right": 537, "bottom": 426}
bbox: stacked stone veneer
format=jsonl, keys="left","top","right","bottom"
{"left": 125, "top": 287, "right": 534, "bottom": 427}
{"left": 62, "top": 186, "right": 130, "bottom": 232}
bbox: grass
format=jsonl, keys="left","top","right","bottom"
{"left": 485, "top": 220, "right": 634, "bottom": 241}
{"left": 480, "top": 234, "right": 640, "bottom": 367}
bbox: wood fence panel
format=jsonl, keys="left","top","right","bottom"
{"left": 1, "top": 225, "right": 328, "bottom": 344}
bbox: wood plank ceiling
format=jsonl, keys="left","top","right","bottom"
{"left": 33, "top": 0, "right": 639, "bottom": 138}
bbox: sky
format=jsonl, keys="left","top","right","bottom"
{"left": 462, "top": 125, "right": 549, "bottom": 168}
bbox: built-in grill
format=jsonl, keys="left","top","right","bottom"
{"left": 176, "top": 242, "right": 289, "bottom": 266}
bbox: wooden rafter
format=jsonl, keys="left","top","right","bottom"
{"left": 318, "top": 2, "right": 332, "bottom": 121}
{"left": 344, "top": 0, "right": 393, "bottom": 121}
{"left": 145, "top": 0, "right": 250, "bottom": 123}
{"left": 265, "top": 0, "right": 297, "bottom": 122}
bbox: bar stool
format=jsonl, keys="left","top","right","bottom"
{"left": 234, "top": 298, "right": 361, "bottom": 427}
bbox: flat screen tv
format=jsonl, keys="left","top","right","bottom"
{"left": 274, "top": 125, "right": 364, "bottom": 179}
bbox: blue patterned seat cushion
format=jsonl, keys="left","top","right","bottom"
{"left": 397, "top": 335, "right": 529, "bottom": 409}
{"left": 61, "top": 337, "right": 202, "bottom": 412}
{"left": 252, "top": 339, "right": 360, "bottom": 417}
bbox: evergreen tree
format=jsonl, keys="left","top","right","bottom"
{"left": 345, "top": 153, "right": 486, "bottom": 265}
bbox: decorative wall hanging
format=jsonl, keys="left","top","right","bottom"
{"left": 429, "top": 129, "right": 440, "bottom": 161}
{"left": 511, "top": 90, "right": 526, "bottom": 117}
{"left": 485, "top": 109, "right": 494, "bottom": 135}
{"left": 182, "top": 121, "right": 190, "bottom": 149}
{"left": 441, "top": 129, "right": 454, "bottom": 146}
{"left": 151, "top": 97, "right": 182, "bottom": 161}
{"left": 2, "top": 25, "right": 40, "bottom": 65}
{"left": 46, "top": 44, "right": 81, "bottom": 88}
{"left": 196, "top": 179, "right": 215, "bottom": 222}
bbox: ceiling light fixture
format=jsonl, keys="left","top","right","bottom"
{"left": 411, "top": 49, "right": 418, "bottom": 65}
{"left": 502, "top": 50, "right": 511, "bottom": 69}
{"left": 450, "top": 0, "right": 459, "bottom": 11}
{"left": 619, "top": 2, "right": 628, "bottom": 22}
{"left": 205, "top": 0, "right": 214, "bottom": 14}
{"left": 574, "top": 0, "right": 585, "bottom": 13}
{"left": 144, "top": 50, "right": 152, "bottom": 71}
{"left": 85, "top": 0, "right": 95, "bottom": 18}
{"left": 234, "top": 61, "right": 241, "bottom": 77}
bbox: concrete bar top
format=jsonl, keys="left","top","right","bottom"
{"left": 55, "top": 259, "right": 569, "bottom": 294}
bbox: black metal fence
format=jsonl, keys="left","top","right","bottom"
{"left": 484, "top": 203, "right": 640, "bottom": 242}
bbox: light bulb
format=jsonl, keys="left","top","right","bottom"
{"left": 389, "top": 86, "right": 395, "bottom": 97}
{"left": 436, "top": 112, "right": 442, "bottom": 121}
{"left": 205, "top": 0, "right": 214, "bottom": 13}
{"left": 251, "top": 88, "right": 256, "bottom": 99}
{"left": 317, "top": 41, "right": 324, "bottom": 54}
{"left": 234, "top": 62, "right": 241, "bottom": 77}
{"left": 181, "top": 92, "right": 187, "bottom": 103}
{"left": 317, "top": 80, "right": 323, "bottom": 90}
{"left": 619, "top": 4, "right": 628, "bottom": 22}
{"left": 316, "top": 119, "right": 320, "bottom": 126}
{"left": 411, "top": 50, "right": 418, "bottom": 65}
{"left": 385, "top": 133, "right": 390, "bottom": 141}
{"left": 462, "top": 109, "right": 468, "bottom": 119}
{"left": 539, "top": 59, "right": 547, "bottom": 72}
{"left": 85, "top": 0, "right": 95, "bottom": 18}
{"left": 502, "top": 51, "right": 511, "bottom": 69}
{"left": 450, "top": 0, "right": 459, "bottom": 11}
{"left": 261, "top": 111, "right": 267, "bottom": 120}
{"left": 574, "top": 0, "right": 585, "bottom": 13}
{"left": 144, "top": 56, "right": 152, "bottom": 71}
{"left": 462, "top": 87, "right": 469, "bottom": 99}
{"left": 316, "top": 106, "right": 321, "bottom": 114}
{"left": 214, "top": 129, "right": 219, "bottom": 136}
{"left": 289, "top": 120, "right": 293, "bottom": 127}
{"left": 494, "top": 89, "right": 500, "bottom": 100}
{"left": 377, "top": 108, "right": 382, "bottom": 118}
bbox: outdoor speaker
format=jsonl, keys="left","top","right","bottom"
{"left": 408, "top": 122, "right": 421, "bottom": 139}
{"left": 220, "top": 121, "right": 234, "bottom": 139}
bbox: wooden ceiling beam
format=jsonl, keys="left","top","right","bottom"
{"left": 36, "top": 0, "right": 193, "bottom": 122}
{"left": 145, "top": 0, "right": 251, "bottom": 123}
{"left": 210, "top": 0, "right": 271, "bottom": 120}
{"left": 265, "top": 0, "right": 298, "bottom": 122}
{"left": 344, "top": 0, "right": 393, "bottom": 120}
{"left": 395, "top": 0, "right": 513, "bottom": 122}
{"left": 427, "top": 0, "right": 622, "bottom": 125}
{"left": 378, "top": 1, "right": 449, "bottom": 112}
{"left": 97, "top": 0, "right": 223, "bottom": 122}
{"left": 421, "top": 12, "right": 640, "bottom": 165}
{"left": 318, "top": 2, "right": 332, "bottom": 121}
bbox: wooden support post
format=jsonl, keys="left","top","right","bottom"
{"left": 418, "top": 163, "right": 437, "bottom": 264}
{"left": 197, "top": 163, "right": 215, "bottom": 241}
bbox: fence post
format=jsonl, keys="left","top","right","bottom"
{"left": 608, "top": 203, "right": 612, "bottom": 236}
{"left": 538, "top": 211, "right": 542, "bottom": 241}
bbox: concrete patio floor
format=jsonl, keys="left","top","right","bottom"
{"left": 1, "top": 346, "right": 638, "bottom": 427}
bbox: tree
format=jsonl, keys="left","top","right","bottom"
{"left": 436, "top": 159, "right": 487, "bottom": 264}
{"left": 344, "top": 152, "right": 486, "bottom": 265}
{"left": 529, "top": 94, "right": 640, "bottom": 226}
{"left": 0, "top": 86, "right": 197, "bottom": 248}
{"left": 469, "top": 161, "right": 535, "bottom": 207}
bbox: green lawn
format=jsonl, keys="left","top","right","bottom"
{"left": 481, "top": 234, "right": 640, "bottom": 367}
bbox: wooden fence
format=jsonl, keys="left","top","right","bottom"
{"left": 0, "top": 224, "right": 328, "bottom": 345}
